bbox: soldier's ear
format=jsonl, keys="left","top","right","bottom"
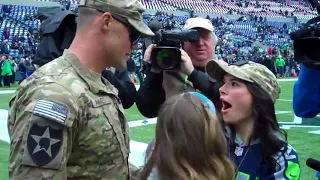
{"left": 101, "top": 12, "right": 112, "bottom": 31}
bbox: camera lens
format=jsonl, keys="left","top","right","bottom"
{"left": 156, "top": 49, "right": 178, "bottom": 70}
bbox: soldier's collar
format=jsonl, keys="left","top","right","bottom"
{"left": 62, "top": 49, "right": 117, "bottom": 95}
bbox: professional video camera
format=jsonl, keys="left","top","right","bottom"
{"left": 151, "top": 28, "right": 200, "bottom": 71}
{"left": 290, "top": 0, "right": 320, "bottom": 67}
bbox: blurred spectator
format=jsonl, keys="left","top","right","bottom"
{"left": 1, "top": 39, "right": 9, "bottom": 54}
{"left": 3, "top": 26, "right": 9, "bottom": 39}
{"left": 8, "top": 56, "right": 17, "bottom": 85}
{"left": 276, "top": 55, "right": 286, "bottom": 77}
{"left": 23, "top": 57, "right": 35, "bottom": 77}
{"left": 1, "top": 56, "right": 12, "bottom": 87}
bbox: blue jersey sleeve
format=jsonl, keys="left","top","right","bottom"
{"left": 264, "top": 144, "right": 300, "bottom": 180}
{"left": 293, "top": 64, "right": 320, "bottom": 118}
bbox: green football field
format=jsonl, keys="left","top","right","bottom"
{"left": 0, "top": 80, "right": 319, "bottom": 180}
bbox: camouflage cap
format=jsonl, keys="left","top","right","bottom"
{"left": 79, "top": 0, "right": 154, "bottom": 36}
{"left": 206, "top": 60, "right": 281, "bottom": 103}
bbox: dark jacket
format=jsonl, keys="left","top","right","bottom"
{"left": 33, "top": 7, "right": 77, "bottom": 66}
{"left": 102, "top": 69, "right": 137, "bottom": 109}
{"left": 136, "top": 66, "right": 221, "bottom": 118}
{"left": 1, "top": 43, "right": 10, "bottom": 54}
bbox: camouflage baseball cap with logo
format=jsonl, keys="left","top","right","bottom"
{"left": 79, "top": 0, "right": 154, "bottom": 36}
{"left": 206, "top": 60, "right": 281, "bottom": 103}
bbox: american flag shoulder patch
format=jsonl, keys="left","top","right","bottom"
{"left": 33, "top": 100, "right": 69, "bottom": 125}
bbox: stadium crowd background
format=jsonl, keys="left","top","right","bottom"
{"left": 0, "top": 0, "right": 318, "bottom": 179}
{"left": 0, "top": 0, "right": 315, "bottom": 87}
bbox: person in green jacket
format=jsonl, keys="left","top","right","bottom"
{"left": 1, "top": 56, "right": 13, "bottom": 87}
{"left": 275, "top": 55, "right": 286, "bottom": 78}
{"left": 8, "top": 56, "right": 17, "bottom": 85}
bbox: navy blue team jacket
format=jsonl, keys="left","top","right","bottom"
{"left": 225, "top": 128, "right": 300, "bottom": 180}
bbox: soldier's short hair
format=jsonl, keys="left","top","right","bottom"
{"left": 77, "top": 6, "right": 100, "bottom": 31}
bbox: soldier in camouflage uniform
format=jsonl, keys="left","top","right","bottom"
{"left": 7, "top": 0, "right": 154, "bottom": 179}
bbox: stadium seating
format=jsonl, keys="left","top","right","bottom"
{"left": 1, "top": 5, "right": 40, "bottom": 58}
{"left": 285, "top": 0, "right": 317, "bottom": 20}
{"left": 141, "top": 0, "right": 178, "bottom": 11}
{"left": 9, "top": 5, "right": 39, "bottom": 29}
{"left": 49, "top": 0, "right": 316, "bottom": 20}
{"left": 217, "top": 0, "right": 283, "bottom": 18}
{"left": 35, "top": 0, "right": 79, "bottom": 4}
{"left": 0, "top": 0, "right": 317, "bottom": 57}
{"left": 142, "top": 0, "right": 316, "bottom": 19}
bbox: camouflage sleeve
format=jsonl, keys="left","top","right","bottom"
{"left": 8, "top": 82, "right": 81, "bottom": 180}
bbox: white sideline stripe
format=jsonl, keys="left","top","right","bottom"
{"left": 293, "top": 115, "right": 302, "bottom": 124}
{"left": 281, "top": 125, "right": 320, "bottom": 130}
{"left": 276, "top": 110, "right": 291, "bottom": 114}
{"left": 277, "top": 78, "right": 297, "bottom": 82}
{"left": 129, "top": 140, "right": 148, "bottom": 168}
{"left": 0, "top": 109, "right": 9, "bottom": 143}
{"left": 128, "top": 118, "right": 157, "bottom": 127}
{"left": 0, "top": 90, "right": 15, "bottom": 94}
{"left": 278, "top": 99, "right": 293, "bottom": 102}
{"left": 279, "top": 121, "right": 301, "bottom": 125}
{"left": 308, "top": 130, "right": 320, "bottom": 135}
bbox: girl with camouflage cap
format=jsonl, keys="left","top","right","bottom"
{"left": 206, "top": 60, "right": 301, "bottom": 180}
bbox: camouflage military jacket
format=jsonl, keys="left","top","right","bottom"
{"left": 8, "top": 50, "right": 130, "bottom": 180}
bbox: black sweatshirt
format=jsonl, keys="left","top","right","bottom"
{"left": 136, "top": 67, "right": 221, "bottom": 118}
{"left": 102, "top": 69, "right": 137, "bottom": 109}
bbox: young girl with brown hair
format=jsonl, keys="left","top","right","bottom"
{"left": 140, "top": 92, "right": 235, "bottom": 180}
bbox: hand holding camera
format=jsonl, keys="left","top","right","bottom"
{"left": 143, "top": 43, "right": 194, "bottom": 76}
{"left": 180, "top": 48, "right": 194, "bottom": 76}
{"left": 148, "top": 29, "right": 199, "bottom": 71}
{"left": 143, "top": 44, "right": 156, "bottom": 63}
{"left": 143, "top": 44, "right": 161, "bottom": 73}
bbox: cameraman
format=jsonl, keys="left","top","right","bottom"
{"left": 136, "top": 17, "right": 220, "bottom": 118}
{"left": 293, "top": 64, "right": 320, "bottom": 118}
